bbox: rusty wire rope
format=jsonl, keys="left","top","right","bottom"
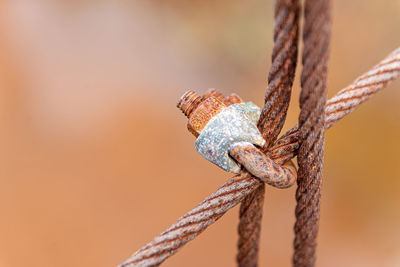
{"left": 293, "top": 0, "right": 331, "bottom": 266}
{"left": 120, "top": 47, "right": 400, "bottom": 267}
{"left": 258, "top": 0, "right": 300, "bottom": 146}
{"left": 237, "top": 0, "right": 300, "bottom": 265}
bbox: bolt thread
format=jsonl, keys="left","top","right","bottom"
{"left": 177, "top": 90, "right": 202, "bottom": 118}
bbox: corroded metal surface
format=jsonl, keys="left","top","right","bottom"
{"left": 257, "top": 0, "right": 300, "bottom": 149}
{"left": 195, "top": 102, "right": 265, "bottom": 173}
{"left": 188, "top": 96, "right": 226, "bottom": 134}
{"left": 120, "top": 171, "right": 261, "bottom": 267}
{"left": 203, "top": 88, "right": 226, "bottom": 103}
{"left": 238, "top": 0, "right": 300, "bottom": 265}
{"left": 237, "top": 183, "right": 265, "bottom": 267}
{"left": 224, "top": 93, "right": 244, "bottom": 106}
{"left": 270, "top": 47, "right": 400, "bottom": 165}
{"left": 294, "top": 0, "right": 331, "bottom": 266}
{"left": 326, "top": 47, "right": 400, "bottom": 128}
{"left": 120, "top": 47, "right": 400, "bottom": 267}
{"left": 176, "top": 90, "right": 202, "bottom": 118}
{"left": 229, "top": 142, "right": 296, "bottom": 189}
{"left": 179, "top": 90, "right": 297, "bottom": 183}
{"left": 178, "top": 90, "right": 270, "bottom": 174}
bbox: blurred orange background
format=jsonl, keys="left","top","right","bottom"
{"left": 1, "top": 1, "right": 400, "bottom": 266}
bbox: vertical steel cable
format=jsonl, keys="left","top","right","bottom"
{"left": 237, "top": 183, "right": 265, "bottom": 267}
{"left": 293, "top": 0, "right": 331, "bottom": 266}
{"left": 237, "top": 1, "right": 300, "bottom": 266}
{"left": 258, "top": 0, "right": 300, "bottom": 146}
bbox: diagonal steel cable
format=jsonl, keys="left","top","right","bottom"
{"left": 120, "top": 47, "right": 400, "bottom": 267}
{"left": 237, "top": 0, "right": 300, "bottom": 266}
{"left": 293, "top": 0, "right": 331, "bottom": 266}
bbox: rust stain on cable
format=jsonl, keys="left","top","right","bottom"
{"left": 120, "top": 47, "right": 400, "bottom": 267}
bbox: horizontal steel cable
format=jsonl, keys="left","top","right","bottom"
{"left": 120, "top": 47, "right": 400, "bottom": 267}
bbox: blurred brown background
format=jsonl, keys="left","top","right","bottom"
{"left": 1, "top": 1, "right": 400, "bottom": 266}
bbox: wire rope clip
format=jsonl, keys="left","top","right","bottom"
{"left": 177, "top": 89, "right": 265, "bottom": 173}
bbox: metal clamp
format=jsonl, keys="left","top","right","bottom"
{"left": 195, "top": 102, "right": 265, "bottom": 173}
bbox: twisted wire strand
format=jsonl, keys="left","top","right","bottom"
{"left": 326, "top": 47, "right": 400, "bottom": 128}
{"left": 258, "top": 0, "right": 300, "bottom": 147}
{"left": 237, "top": 0, "right": 300, "bottom": 265}
{"left": 120, "top": 47, "right": 400, "bottom": 267}
{"left": 230, "top": 143, "right": 297, "bottom": 189}
{"left": 236, "top": 183, "right": 265, "bottom": 267}
{"left": 293, "top": 0, "right": 331, "bottom": 266}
